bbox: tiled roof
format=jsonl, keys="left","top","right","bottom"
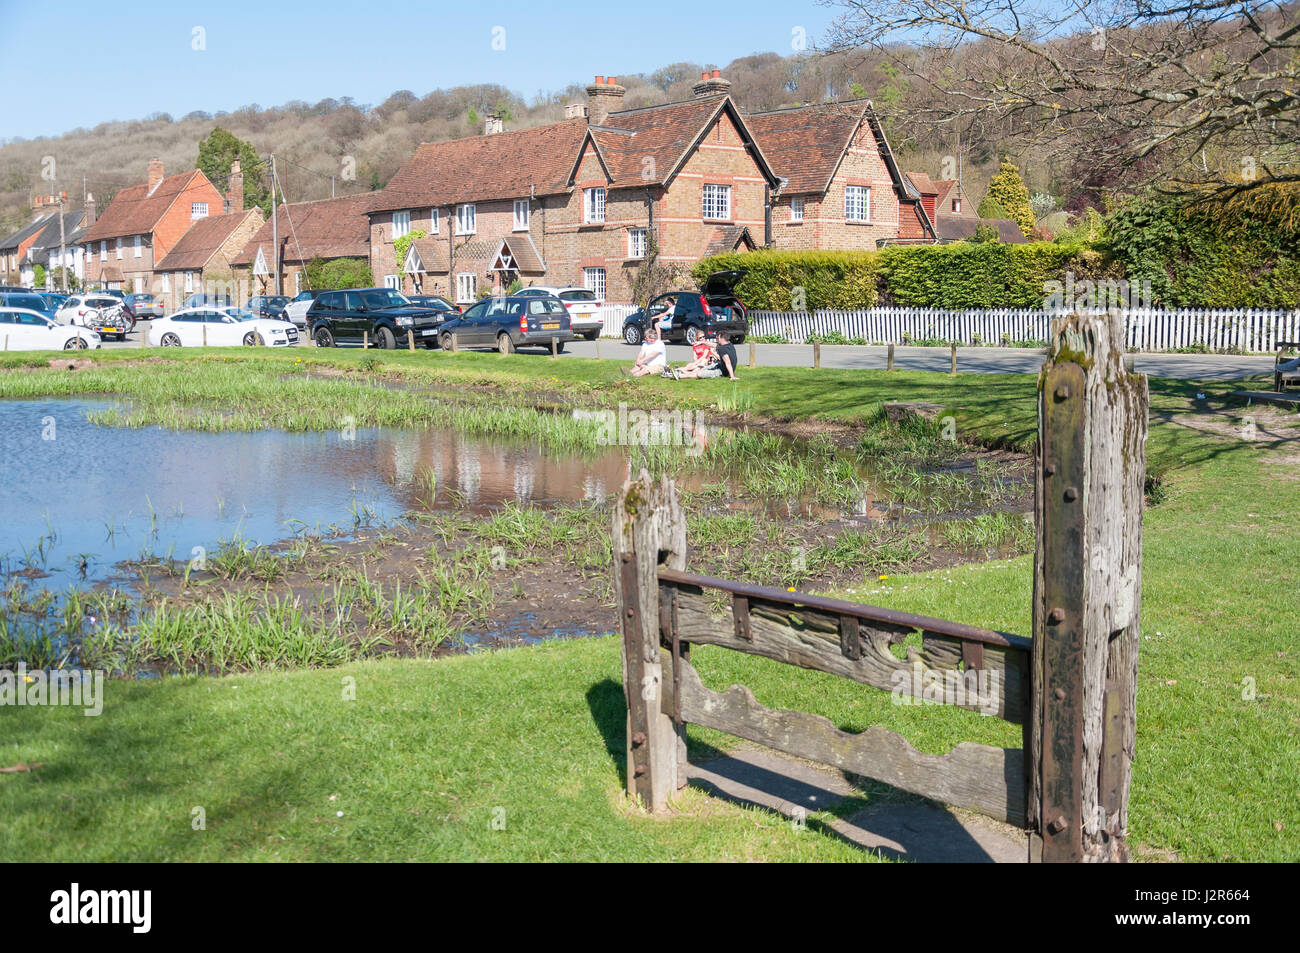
{"left": 80, "top": 170, "right": 212, "bottom": 243}
{"left": 591, "top": 96, "right": 753, "bottom": 187}
{"left": 232, "top": 194, "right": 372, "bottom": 266}
{"left": 406, "top": 238, "right": 449, "bottom": 274}
{"left": 497, "top": 234, "right": 545, "bottom": 273}
{"left": 932, "top": 179, "right": 957, "bottom": 206}
{"left": 746, "top": 101, "right": 873, "bottom": 195}
{"left": 371, "top": 119, "right": 589, "bottom": 213}
{"left": 155, "top": 209, "right": 261, "bottom": 271}
{"left": 701, "top": 225, "right": 755, "bottom": 258}
{"left": 25, "top": 212, "right": 86, "bottom": 254}
{"left": 905, "top": 171, "right": 938, "bottom": 196}
{"left": 933, "top": 216, "right": 1028, "bottom": 244}
{"left": 0, "top": 214, "right": 55, "bottom": 252}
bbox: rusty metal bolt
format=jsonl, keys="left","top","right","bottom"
{"left": 1048, "top": 815, "right": 1069, "bottom": 834}
{"left": 621, "top": 553, "right": 632, "bottom": 563}
{"left": 1054, "top": 385, "right": 1070, "bottom": 400}
{"left": 1045, "top": 463, "right": 1057, "bottom": 477}
{"left": 1048, "top": 607, "right": 1066, "bottom": 624}
{"left": 633, "top": 763, "right": 647, "bottom": 777}
{"left": 1064, "top": 486, "right": 1079, "bottom": 502}
{"left": 631, "top": 731, "right": 647, "bottom": 747}
{"left": 626, "top": 608, "right": 635, "bottom": 618}
{"left": 1054, "top": 688, "right": 1066, "bottom": 701}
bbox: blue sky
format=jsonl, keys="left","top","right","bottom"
{"left": 0, "top": 0, "right": 836, "bottom": 140}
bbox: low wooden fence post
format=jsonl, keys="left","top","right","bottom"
{"left": 614, "top": 470, "right": 688, "bottom": 811}
{"left": 748, "top": 341, "right": 755, "bottom": 368}
{"left": 813, "top": 340, "right": 821, "bottom": 368}
{"left": 887, "top": 342, "right": 895, "bottom": 371}
{"left": 1030, "top": 311, "right": 1147, "bottom": 862}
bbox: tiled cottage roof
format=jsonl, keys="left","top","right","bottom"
{"left": 155, "top": 209, "right": 260, "bottom": 271}
{"left": 23, "top": 212, "right": 85, "bottom": 255}
{"left": 0, "top": 214, "right": 55, "bottom": 252}
{"left": 701, "top": 225, "right": 755, "bottom": 258}
{"left": 933, "top": 216, "right": 1028, "bottom": 244}
{"left": 81, "top": 170, "right": 212, "bottom": 243}
{"left": 406, "top": 238, "right": 449, "bottom": 274}
{"left": 745, "top": 101, "right": 872, "bottom": 196}
{"left": 590, "top": 96, "right": 776, "bottom": 189}
{"left": 372, "top": 119, "right": 589, "bottom": 212}
{"left": 232, "top": 194, "right": 372, "bottom": 266}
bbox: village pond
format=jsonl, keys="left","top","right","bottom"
{"left": 0, "top": 394, "right": 1033, "bottom": 675}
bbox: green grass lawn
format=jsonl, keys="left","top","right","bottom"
{"left": 1, "top": 348, "right": 1296, "bottom": 860}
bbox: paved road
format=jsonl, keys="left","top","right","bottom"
{"left": 100, "top": 325, "right": 1277, "bottom": 381}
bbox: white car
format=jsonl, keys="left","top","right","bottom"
{"left": 516, "top": 286, "right": 603, "bottom": 339}
{"left": 0, "top": 307, "right": 102, "bottom": 350}
{"left": 281, "top": 290, "right": 325, "bottom": 330}
{"left": 148, "top": 306, "right": 300, "bottom": 348}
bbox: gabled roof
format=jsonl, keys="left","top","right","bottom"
{"left": 232, "top": 194, "right": 372, "bottom": 267}
{"left": 405, "top": 238, "right": 449, "bottom": 274}
{"left": 80, "top": 170, "right": 215, "bottom": 243}
{"left": 932, "top": 179, "right": 958, "bottom": 206}
{"left": 701, "top": 225, "right": 756, "bottom": 258}
{"left": 904, "top": 171, "right": 939, "bottom": 197}
{"left": 745, "top": 100, "right": 875, "bottom": 196}
{"left": 371, "top": 119, "right": 589, "bottom": 214}
{"left": 155, "top": 208, "right": 262, "bottom": 271}
{"left": 588, "top": 96, "right": 778, "bottom": 189}
{"left": 24, "top": 212, "right": 85, "bottom": 255}
{"left": 0, "top": 214, "right": 55, "bottom": 252}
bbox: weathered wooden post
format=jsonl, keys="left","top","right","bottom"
{"left": 362, "top": 330, "right": 369, "bottom": 349}
{"left": 1030, "top": 312, "right": 1147, "bottom": 863}
{"left": 614, "top": 470, "right": 688, "bottom": 811}
{"left": 407, "top": 329, "right": 415, "bottom": 352}
{"left": 950, "top": 342, "right": 958, "bottom": 375}
{"left": 813, "top": 340, "right": 821, "bottom": 369}
{"left": 887, "top": 342, "right": 895, "bottom": 371}
{"left": 748, "top": 340, "right": 755, "bottom": 368}
{"left": 451, "top": 332, "right": 459, "bottom": 353}
{"left": 550, "top": 335, "right": 558, "bottom": 359}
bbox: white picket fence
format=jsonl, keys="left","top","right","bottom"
{"left": 744, "top": 307, "right": 1300, "bottom": 354}
{"left": 594, "top": 304, "right": 1300, "bottom": 353}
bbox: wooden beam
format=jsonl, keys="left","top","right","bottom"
{"left": 677, "top": 656, "right": 1026, "bottom": 826}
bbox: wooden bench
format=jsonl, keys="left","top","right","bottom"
{"left": 1275, "top": 342, "right": 1300, "bottom": 392}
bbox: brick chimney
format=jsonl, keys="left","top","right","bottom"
{"left": 227, "top": 159, "right": 244, "bottom": 213}
{"left": 692, "top": 69, "right": 732, "bottom": 99}
{"left": 147, "top": 157, "right": 165, "bottom": 193}
{"left": 84, "top": 193, "right": 96, "bottom": 227}
{"left": 585, "top": 75, "right": 626, "bottom": 126}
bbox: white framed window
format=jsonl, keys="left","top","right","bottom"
{"left": 160, "top": 273, "right": 170, "bottom": 292}
{"left": 115, "top": 237, "right": 122, "bottom": 260}
{"left": 790, "top": 196, "right": 805, "bottom": 222}
{"left": 184, "top": 272, "right": 194, "bottom": 293}
{"left": 392, "top": 210, "right": 410, "bottom": 239}
{"left": 383, "top": 273, "right": 400, "bottom": 290}
{"left": 191, "top": 202, "right": 209, "bottom": 220}
{"left": 845, "top": 185, "right": 870, "bottom": 222}
{"left": 99, "top": 240, "right": 106, "bottom": 261}
{"left": 455, "top": 204, "right": 476, "bottom": 235}
{"left": 133, "top": 235, "right": 142, "bottom": 258}
{"left": 513, "top": 199, "right": 530, "bottom": 231}
{"left": 628, "top": 227, "right": 647, "bottom": 259}
{"left": 583, "top": 267, "right": 606, "bottom": 300}
{"left": 702, "top": 184, "right": 731, "bottom": 221}
{"left": 583, "top": 187, "right": 605, "bottom": 224}
{"left": 952, "top": 197, "right": 962, "bottom": 214}
{"left": 134, "top": 276, "right": 144, "bottom": 293}
{"left": 429, "top": 208, "right": 439, "bottom": 234}
{"left": 456, "top": 272, "right": 477, "bottom": 303}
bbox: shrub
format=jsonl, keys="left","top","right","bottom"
{"left": 691, "top": 249, "right": 879, "bottom": 310}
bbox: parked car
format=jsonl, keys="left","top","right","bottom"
{"left": 516, "top": 286, "right": 603, "bottom": 340}
{"left": 621, "top": 270, "right": 748, "bottom": 346}
{"left": 436, "top": 294, "right": 574, "bottom": 354}
{"left": 0, "top": 307, "right": 101, "bottom": 350}
{"left": 124, "top": 292, "right": 164, "bottom": 319}
{"left": 55, "top": 294, "right": 130, "bottom": 340}
{"left": 307, "top": 288, "right": 451, "bottom": 349}
{"left": 183, "top": 292, "right": 234, "bottom": 309}
{"left": 247, "top": 295, "right": 290, "bottom": 320}
{"left": 41, "top": 292, "right": 70, "bottom": 313}
{"left": 281, "top": 289, "right": 326, "bottom": 329}
{"left": 147, "top": 306, "right": 299, "bottom": 348}
{"left": 0, "top": 290, "right": 57, "bottom": 321}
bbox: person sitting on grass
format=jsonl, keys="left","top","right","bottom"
{"left": 678, "top": 331, "right": 738, "bottom": 380}
{"left": 626, "top": 327, "right": 667, "bottom": 377}
{"left": 674, "top": 335, "right": 718, "bottom": 378}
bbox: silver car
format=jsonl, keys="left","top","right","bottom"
{"left": 515, "top": 286, "right": 603, "bottom": 340}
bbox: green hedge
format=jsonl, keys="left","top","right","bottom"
{"left": 693, "top": 244, "right": 1121, "bottom": 310}
{"left": 690, "top": 249, "right": 879, "bottom": 310}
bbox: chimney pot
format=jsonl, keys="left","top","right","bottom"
{"left": 595, "top": 75, "right": 605, "bottom": 84}
{"left": 701, "top": 71, "right": 709, "bottom": 81}
{"left": 712, "top": 69, "right": 721, "bottom": 79}
{"left": 585, "top": 75, "right": 626, "bottom": 126}
{"left": 607, "top": 76, "right": 617, "bottom": 85}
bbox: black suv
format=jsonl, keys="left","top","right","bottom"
{"left": 621, "top": 270, "right": 748, "bottom": 346}
{"left": 307, "top": 287, "right": 449, "bottom": 349}
{"left": 436, "top": 294, "right": 574, "bottom": 354}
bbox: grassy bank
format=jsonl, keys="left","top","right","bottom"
{"left": 1, "top": 347, "right": 1296, "bottom": 860}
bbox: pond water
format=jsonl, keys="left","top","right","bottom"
{"left": 0, "top": 398, "right": 632, "bottom": 592}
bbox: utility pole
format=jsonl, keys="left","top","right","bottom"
{"left": 270, "top": 154, "right": 281, "bottom": 296}
{"left": 58, "top": 194, "right": 67, "bottom": 293}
